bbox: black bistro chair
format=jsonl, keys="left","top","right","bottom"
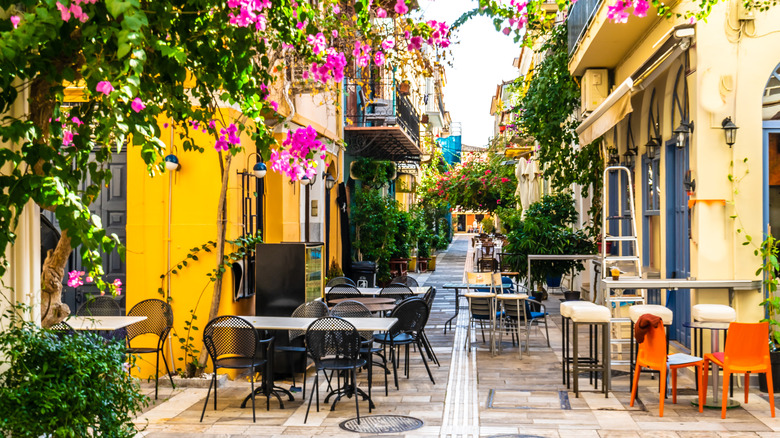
{"left": 125, "top": 298, "right": 175, "bottom": 399}
{"left": 200, "top": 315, "right": 274, "bottom": 423}
{"left": 50, "top": 321, "right": 76, "bottom": 338}
{"left": 326, "top": 276, "right": 356, "bottom": 287}
{"left": 275, "top": 300, "right": 329, "bottom": 398}
{"left": 304, "top": 317, "right": 367, "bottom": 424}
{"left": 379, "top": 283, "right": 414, "bottom": 304}
{"left": 373, "top": 298, "right": 435, "bottom": 389}
{"left": 420, "top": 288, "right": 440, "bottom": 366}
{"left": 326, "top": 284, "right": 363, "bottom": 304}
{"left": 76, "top": 295, "right": 122, "bottom": 316}
{"left": 391, "top": 275, "right": 419, "bottom": 288}
{"left": 331, "top": 300, "right": 389, "bottom": 395}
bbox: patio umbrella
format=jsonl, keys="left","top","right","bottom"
{"left": 525, "top": 158, "right": 541, "bottom": 207}
{"left": 516, "top": 158, "right": 529, "bottom": 214}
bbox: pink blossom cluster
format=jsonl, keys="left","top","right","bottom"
{"left": 307, "top": 32, "right": 328, "bottom": 55}
{"left": 307, "top": 49, "right": 347, "bottom": 83}
{"left": 607, "top": 0, "right": 650, "bottom": 22}
{"left": 215, "top": 123, "right": 241, "bottom": 151}
{"left": 353, "top": 41, "right": 373, "bottom": 67}
{"left": 56, "top": 0, "right": 98, "bottom": 23}
{"left": 503, "top": 0, "right": 529, "bottom": 34}
{"left": 269, "top": 126, "right": 326, "bottom": 181}
{"left": 226, "top": 0, "right": 270, "bottom": 31}
{"left": 67, "top": 270, "right": 123, "bottom": 294}
{"left": 395, "top": 0, "right": 409, "bottom": 15}
{"left": 426, "top": 20, "right": 451, "bottom": 48}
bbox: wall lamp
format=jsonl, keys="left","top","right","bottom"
{"left": 722, "top": 117, "right": 739, "bottom": 147}
{"left": 243, "top": 152, "right": 267, "bottom": 179}
{"left": 684, "top": 170, "right": 696, "bottom": 194}
{"left": 645, "top": 137, "right": 661, "bottom": 158}
{"left": 673, "top": 120, "right": 694, "bottom": 149}
{"left": 164, "top": 154, "right": 180, "bottom": 171}
{"left": 622, "top": 145, "right": 638, "bottom": 168}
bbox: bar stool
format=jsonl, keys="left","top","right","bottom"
{"left": 560, "top": 301, "right": 597, "bottom": 387}
{"left": 629, "top": 304, "right": 674, "bottom": 384}
{"left": 570, "top": 304, "right": 611, "bottom": 397}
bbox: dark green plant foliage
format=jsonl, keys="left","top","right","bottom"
{"left": 351, "top": 188, "right": 400, "bottom": 283}
{"left": 350, "top": 158, "right": 396, "bottom": 188}
{"left": 496, "top": 207, "right": 523, "bottom": 233}
{"left": 0, "top": 309, "right": 148, "bottom": 437}
{"left": 481, "top": 216, "right": 495, "bottom": 234}
{"left": 391, "top": 209, "right": 413, "bottom": 259}
{"left": 512, "top": 25, "right": 603, "bottom": 235}
{"left": 758, "top": 233, "right": 780, "bottom": 350}
{"left": 505, "top": 194, "right": 595, "bottom": 289}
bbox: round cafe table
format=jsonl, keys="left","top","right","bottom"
{"left": 329, "top": 297, "right": 396, "bottom": 314}
{"left": 683, "top": 321, "right": 739, "bottom": 410}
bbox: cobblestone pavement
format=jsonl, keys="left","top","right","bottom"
{"left": 134, "top": 234, "right": 780, "bottom": 437}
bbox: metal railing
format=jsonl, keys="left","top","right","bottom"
{"left": 344, "top": 80, "right": 420, "bottom": 147}
{"left": 567, "top": 0, "right": 603, "bottom": 56}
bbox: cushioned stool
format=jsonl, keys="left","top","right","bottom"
{"left": 692, "top": 304, "right": 737, "bottom": 396}
{"left": 629, "top": 305, "right": 674, "bottom": 384}
{"left": 570, "top": 305, "right": 611, "bottom": 397}
{"left": 560, "top": 301, "right": 597, "bottom": 387}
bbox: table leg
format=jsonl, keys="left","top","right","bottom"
{"left": 712, "top": 331, "right": 720, "bottom": 404}
{"left": 444, "top": 288, "right": 460, "bottom": 334}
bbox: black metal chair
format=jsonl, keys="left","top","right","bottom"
{"left": 304, "top": 317, "right": 367, "bottom": 424}
{"left": 275, "top": 300, "right": 329, "bottom": 398}
{"left": 330, "top": 300, "right": 389, "bottom": 395}
{"left": 391, "top": 275, "right": 419, "bottom": 288}
{"left": 200, "top": 316, "right": 274, "bottom": 422}
{"left": 76, "top": 295, "right": 122, "bottom": 316}
{"left": 420, "top": 289, "right": 440, "bottom": 366}
{"left": 326, "top": 276, "right": 356, "bottom": 287}
{"left": 326, "top": 284, "right": 362, "bottom": 304}
{"left": 379, "top": 283, "right": 413, "bottom": 304}
{"left": 125, "top": 298, "right": 175, "bottom": 399}
{"left": 50, "top": 321, "right": 76, "bottom": 338}
{"left": 373, "top": 298, "right": 435, "bottom": 389}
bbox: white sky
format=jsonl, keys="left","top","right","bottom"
{"left": 417, "top": 0, "right": 522, "bottom": 147}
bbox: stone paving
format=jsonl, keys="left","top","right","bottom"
{"left": 134, "top": 234, "right": 780, "bottom": 437}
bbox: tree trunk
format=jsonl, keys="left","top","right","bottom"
{"left": 40, "top": 230, "right": 72, "bottom": 328}
{"left": 197, "top": 154, "right": 233, "bottom": 370}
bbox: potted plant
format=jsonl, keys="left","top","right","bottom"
{"left": 398, "top": 80, "right": 411, "bottom": 96}
{"left": 389, "top": 209, "right": 412, "bottom": 276}
{"left": 481, "top": 216, "right": 495, "bottom": 235}
{"left": 505, "top": 193, "right": 596, "bottom": 293}
{"left": 758, "top": 233, "right": 780, "bottom": 392}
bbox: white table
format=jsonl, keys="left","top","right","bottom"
{"left": 243, "top": 316, "right": 398, "bottom": 332}
{"left": 324, "top": 286, "right": 430, "bottom": 296}
{"left": 67, "top": 316, "right": 147, "bottom": 331}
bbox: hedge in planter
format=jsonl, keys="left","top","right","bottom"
{"left": 0, "top": 306, "right": 148, "bottom": 437}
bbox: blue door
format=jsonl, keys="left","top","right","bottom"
{"left": 665, "top": 139, "right": 691, "bottom": 346}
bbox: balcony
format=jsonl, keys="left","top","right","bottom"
{"left": 567, "top": 0, "right": 603, "bottom": 56}
{"left": 344, "top": 80, "right": 422, "bottom": 161}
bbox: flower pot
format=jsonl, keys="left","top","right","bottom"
{"left": 563, "top": 291, "right": 581, "bottom": 301}
{"left": 759, "top": 350, "right": 780, "bottom": 392}
{"left": 428, "top": 254, "right": 437, "bottom": 271}
{"left": 408, "top": 256, "right": 417, "bottom": 272}
{"left": 398, "top": 81, "right": 411, "bottom": 96}
{"left": 545, "top": 275, "right": 562, "bottom": 288}
{"left": 597, "top": 241, "right": 613, "bottom": 254}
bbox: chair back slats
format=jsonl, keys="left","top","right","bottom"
{"left": 422, "top": 288, "right": 436, "bottom": 313}
{"left": 305, "top": 317, "right": 361, "bottom": 366}
{"left": 466, "top": 272, "right": 500, "bottom": 293}
{"left": 76, "top": 295, "right": 122, "bottom": 317}
{"left": 379, "top": 283, "right": 413, "bottom": 303}
{"left": 203, "top": 316, "right": 259, "bottom": 361}
{"left": 329, "top": 300, "right": 373, "bottom": 340}
{"left": 326, "top": 284, "right": 362, "bottom": 302}
{"left": 50, "top": 321, "right": 76, "bottom": 337}
{"left": 326, "top": 276, "right": 356, "bottom": 287}
{"left": 289, "top": 300, "right": 329, "bottom": 340}
{"left": 391, "top": 276, "right": 419, "bottom": 287}
{"left": 126, "top": 299, "right": 173, "bottom": 341}
{"left": 388, "top": 298, "right": 428, "bottom": 338}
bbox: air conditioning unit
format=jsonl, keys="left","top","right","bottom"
{"left": 581, "top": 68, "right": 609, "bottom": 115}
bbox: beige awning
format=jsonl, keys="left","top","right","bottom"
{"left": 576, "top": 78, "right": 634, "bottom": 145}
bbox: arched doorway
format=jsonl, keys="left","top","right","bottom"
{"left": 764, "top": 62, "right": 780, "bottom": 238}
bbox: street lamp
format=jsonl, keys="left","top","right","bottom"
{"left": 722, "top": 117, "right": 739, "bottom": 147}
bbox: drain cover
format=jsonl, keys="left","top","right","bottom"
{"left": 339, "top": 415, "right": 423, "bottom": 433}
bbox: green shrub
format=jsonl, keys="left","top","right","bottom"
{"left": 0, "top": 305, "right": 148, "bottom": 437}
{"left": 481, "top": 216, "right": 495, "bottom": 234}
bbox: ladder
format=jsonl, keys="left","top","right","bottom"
{"left": 601, "top": 166, "right": 644, "bottom": 366}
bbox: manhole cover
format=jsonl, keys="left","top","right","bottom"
{"left": 339, "top": 415, "right": 423, "bottom": 433}
{"left": 488, "top": 435, "right": 547, "bottom": 438}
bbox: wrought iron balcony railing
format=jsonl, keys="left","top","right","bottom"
{"left": 567, "top": 0, "right": 604, "bottom": 56}
{"left": 344, "top": 80, "right": 420, "bottom": 147}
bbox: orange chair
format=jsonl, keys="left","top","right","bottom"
{"left": 630, "top": 320, "right": 705, "bottom": 417}
{"left": 702, "top": 321, "right": 775, "bottom": 419}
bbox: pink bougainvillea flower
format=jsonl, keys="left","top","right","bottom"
{"left": 395, "top": 0, "right": 409, "bottom": 15}
{"left": 409, "top": 35, "right": 423, "bottom": 50}
{"left": 62, "top": 130, "right": 75, "bottom": 146}
{"left": 208, "top": 120, "right": 216, "bottom": 130}
{"left": 96, "top": 81, "right": 114, "bottom": 95}
{"left": 307, "top": 32, "right": 328, "bottom": 54}
{"left": 131, "top": 98, "right": 146, "bottom": 113}
{"left": 333, "top": 5, "right": 341, "bottom": 14}
{"left": 86, "top": 276, "right": 93, "bottom": 283}
{"left": 633, "top": 0, "right": 650, "bottom": 17}
{"left": 71, "top": 116, "right": 83, "bottom": 126}
{"left": 10, "top": 15, "right": 20, "bottom": 29}
{"left": 163, "top": 123, "right": 169, "bottom": 128}
{"left": 485, "top": 170, "right": 492, "bottom": 174}
{"left": 270, "top": 100, "right": 279, "bottom": 112}
{"left": 296, "top": 21, "right": 305, "bottom": 29}
{"left": 501, "top": 177, "right": 510, "bottom": 183}
{"left": 67, "top": 270, "right": 85, "bottom": 288}
{"left": 269, "top": 126, "right": 326, "bottom": 182}
{"left": 502, "top": 27, "right": 511, "bottom": 35}
{"left": 374, "top": 51, "right": 385, "bottom": 66}
{"left": 113, "top": 278, "right": 123, "bottom": 294}
{"left": 376, "top": 7, "right": 387, "bottom": 18}
{"left": 381, "top": 39, "right": 395, "bottom": 50}
{"left": 607, "top": 0, "right": 630, "bottom": 22}
{"left": 332, "top": 30, "right": 339, "bottom": 38}
{"left": 56, "top": 1, "right": 71, "bottom": 21}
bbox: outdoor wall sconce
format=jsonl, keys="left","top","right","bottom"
{"left": 608, "top": 148, "right": 620, "bottom": 166}
{"left": 683, "top": 170, "right": 696, "bottom": 194}
{"left": 164, "top": 154, "right": 180, "bottom": 171}
{"left": 673, "top": 121, "right": 694, "bottom": 149}
{"left": 645, "top": 137, "right": 660, "bottom": 158}
{"left": 622, "top": 148, "right": 637, "bottom": 168}
{"left": 722, "top": 117, "right": 739, "bottom": 147}
{"left": 324, "top": 173, "right": 337, "bottom": 190}
{"left": 243, "top": 152, "right": 267, "bottom": 179}
{"left": 300, "top": 174, "right": 316, "bottom": 186}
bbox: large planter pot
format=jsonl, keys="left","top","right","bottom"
{"left": 408, "top": 256, "right": 417, "bottom": 272}
{"left": 759, "top": 350, "right": 780, "bottom": 392}
{"left": 428, "top": 254, "right": 437, "bottom": 271}
{"left": 563, "top": 291, "right": 581, "bottom": 301}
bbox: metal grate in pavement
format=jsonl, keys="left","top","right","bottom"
{"left": 339, "top": 415, "right": 423, "bottom": 433}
